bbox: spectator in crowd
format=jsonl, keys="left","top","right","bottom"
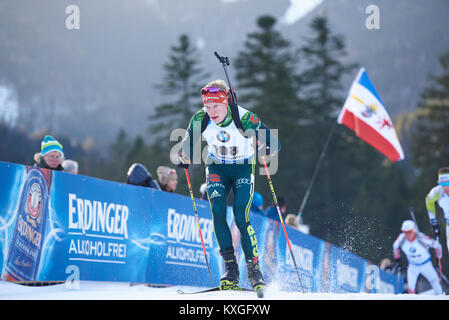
{"left": 157, "top": 166, "right": 178, "bottom": 192}
{"left": 380, "top": 258, "right": 394, "bottom": 273}
{"left": 251, "top": 192, "right": 264, "bottom": 215}
{"left": 393, "top": 220, "right": 443, "bottom": 295}
{"left": 285, "top": 213, "right": 299, "bottom": 228}
{"left": 62, "top": 159, "right": 79, "bottom": 174}
{"left": 264, "top": 196, "right": 287, "bottom": 222}
{"left": 33, "top": 135, "right": 64, "bottom": 171}
{"left": 125, "top": 163, "right": 161, "bottom": 190}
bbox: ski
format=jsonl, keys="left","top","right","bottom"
{"left": 177, "top": 285, "right": 264, "bottom": 298}
{"left": 177, "top": 286, "right": 254, "bottom": 295}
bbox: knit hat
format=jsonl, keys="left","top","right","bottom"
{"left": 126, "top": 163, "right": 152, "bottom": 186}
{"left": 157, "top": 166, "right": 177, "bottom": 186}
{"left": 41, "top": 135, "right": 63, "bottom": 157}
{"left": 252, "top": 192, "right": 264, "bottom": 209}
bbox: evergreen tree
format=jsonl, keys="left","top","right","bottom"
{"left": 100, "top": 130, "right": 158, "bottom": 184}
{"left": 411, "top": 47, "right": 449, "bottom": 173}
{"left": 148, "top": 34, "right": 210, "bottom": 138}
{"left": 299, "top": 16, "right": 356, "bottom": 121}
{"left": 235, "top": 15, "right": 301, "bottom": 127}
{"left": 147, "top": 34, "right": 210, "bottom": 196}
{"left": 101, "top": 128, "right": 132, "bottom": 182}
{"left": 234, "top": 15, "right": 304, "bottom": 208}
{"left": 0, "top": 123, "right": 41, "bottom": 165}
{"left": 409, "top": 47, "right": 449, "bottom": 246}
{"left": 295, "top": 15, "right": 356, "bottom": 227}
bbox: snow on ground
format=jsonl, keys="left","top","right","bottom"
{"left": 0, "top": 280, "right": 448, "bottom": 300}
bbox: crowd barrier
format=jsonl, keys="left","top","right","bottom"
{"left": 0, "top": 161, "right": 403, "bottom": 293}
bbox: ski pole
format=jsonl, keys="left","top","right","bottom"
{"left": 261, "top": 156, "right": 305, "bottom": 292}
{"left": 409, "top": 206, "right": 418, "bottom": 228}
{"left": 214, "top": 51, "right": 238, "bottom": 104}
{"left": 435, "top": 235, "right": 443, "bottom": 282}
{"left": 184, "top": 168, "right": 214, "bottom": 288}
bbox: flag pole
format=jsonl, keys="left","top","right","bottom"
{"left": 297, "top": 121, "right": 338, "bottom": 220}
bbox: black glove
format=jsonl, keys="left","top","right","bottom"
{"left": 176, "top": 155, "right": 190, "bottom": 169}
{"left": 432, "top": 223, "right": 440, "bottom": 237}
{"left": 257, "top": 142, "right": 277, "bottom": 160}
{"left": 265, "top": 144, "right": 276, "bottom": 157}
{"left": 177, "top": 162, "right": 189, "bottom": 169}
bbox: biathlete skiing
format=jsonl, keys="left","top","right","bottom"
{"left": 425, "top": 167, "right": 449, "bottom": 254}
{"left": 176, "top": 78, "right": 280, "bottom": 296}
{"left": 393, "top": 220, "right": 443, "bottom": 294}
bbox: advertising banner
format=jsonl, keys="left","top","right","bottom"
{"left": 0, "top": 161, "right": 403, "bottom": 293}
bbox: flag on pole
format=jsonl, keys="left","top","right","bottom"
{"left": 337, "top": 68, "right": 405, "bottom": 162}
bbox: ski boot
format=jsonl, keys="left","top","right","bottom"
{"left": 219, "top": 249, "right": 240, "bottom": 291}
{"left": 246, "top": 257, "right": 265, "bottom": 298}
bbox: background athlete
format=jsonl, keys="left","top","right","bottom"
{"left": 393, "top": 220, "right": 443, "bottom": 294}
{"left": 425, "top": 167, "right": 449, "bottom": 254}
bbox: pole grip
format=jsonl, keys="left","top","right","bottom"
{"left": 213, "top": 51, "right": 237, "bottom": 104}
{"left": 214, "top": 51, "right": 229, "bottom": 65}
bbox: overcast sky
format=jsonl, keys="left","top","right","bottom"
{"left": 281, "top": 0, "right": 323, "bottom": 24}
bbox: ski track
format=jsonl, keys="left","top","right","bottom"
{"left": 0, "top": 280, "right": 448, "bottom": 300}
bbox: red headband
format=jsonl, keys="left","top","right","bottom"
{"left": 202, "top": 87, "right": 228, "bottom": 105}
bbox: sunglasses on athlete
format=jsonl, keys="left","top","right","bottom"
{"left": 201, "top": 87, "right": 227, "bottom": 94}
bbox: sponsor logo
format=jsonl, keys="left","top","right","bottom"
{"left": 68, "top": 193, "right": 129, "bottom": 239}
{"left": 5, "top": 167, "right": 50, "bottom": 281}
{"left": 26, "top": 183, "right": 42, "bottom": 225}
{"left": 167, "top": 208, "right": 214, "bottom": 248}
{"left": 166, "top": 208, "right": 214, "bottom": 268}
{"left": 209, "top": 174, "right": 221, "bottom": 183}
{"left": 209, "top": 190, "right": 221, "bottom": 199}
{"left": 67, "top": 193, "right": 129, "bottom": 264}
{"left": 236, "top": 178, "right": 251, "bottom": 185}
{"left": 19, "top": 182, "right": 45, "bottom": 247}
{"left": 216, "top": 130, "right": 230, "bottom": 143}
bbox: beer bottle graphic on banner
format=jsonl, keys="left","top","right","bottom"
{"left": 4, "top": 166, "right": 52, "bottom": 282}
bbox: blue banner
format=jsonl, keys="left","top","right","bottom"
{"left": 0, "top": 161, "right": 403, "bottom": 293}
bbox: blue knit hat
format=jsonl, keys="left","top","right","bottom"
{"left": 252, "top": 192, "right": 264, "bottom": 209}
{"left": 41, "top": 135, "right": 63, "bottom": 157}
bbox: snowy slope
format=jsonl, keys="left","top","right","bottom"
{"left": 0, "top": 280, "right": 447, "bottom": 300}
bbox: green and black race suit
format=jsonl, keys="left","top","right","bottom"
{"left": 181, "top": 104, "right": 280, "bottom": 259}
